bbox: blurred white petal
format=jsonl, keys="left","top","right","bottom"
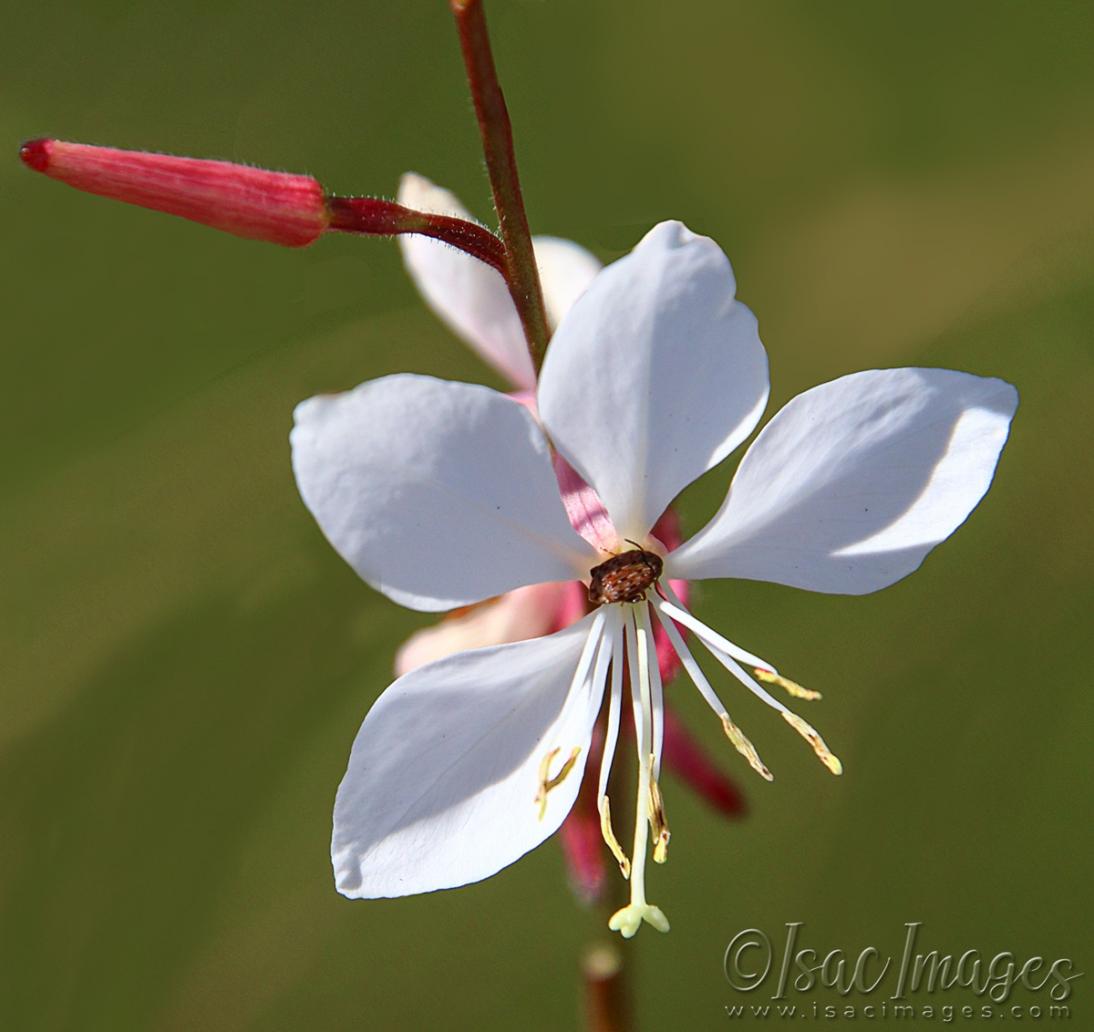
{"left": 394, "top": 581, "right": 572, "bottom": 676}
{"left": 398, "top": 174, "right": 602, "bottom": 388}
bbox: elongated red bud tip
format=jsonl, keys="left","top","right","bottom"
{"left": 19, "top": 138, "right": 329, "bottom": 247}
{"left": 20, "top": 138, "right": 52, "bottom": 173}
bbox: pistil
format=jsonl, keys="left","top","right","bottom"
{"left": 608, "top": 608, "right": 669, "bottom": 939}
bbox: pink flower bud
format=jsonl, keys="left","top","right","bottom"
{"left": 19, "top": 138, "right": 328, "bottom": 247}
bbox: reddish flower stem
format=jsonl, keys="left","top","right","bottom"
{"left": 450, "top": 0, "right": 551, "bottom": 372}
{"left": 326, "top": 196, "right": 508, "bottom": 276}
{"left": 583, "top": 943, "right": 631, "bottom": 1032}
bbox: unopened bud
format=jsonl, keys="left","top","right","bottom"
{"left": 19, "top": 138, "right": 328, "bottom": 247}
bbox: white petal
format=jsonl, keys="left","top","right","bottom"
{"left": 538, "top": 220, "right": 770, "bottom": 541}
{"left": 668, "top": 368, "right": 1018, "bottom": 593}
{"left": 394, "top": 581, "right": 570, "bottom": 676}
{"left": 398, "top": 172, "right": 535, "bottom": 390}
{"left": 291, "top": 374, "right": 595, "bottom": 612}
{"left": 398, "top": 175, "right": 601, "bottom": 389}
{"left": 532, "top": 235, "right": 602, "bottom": 330}
{"left": 333, "top": 614, "right": 607, "bottom": 898}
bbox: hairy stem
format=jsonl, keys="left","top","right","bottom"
{"left": 450, "top": 0, "right": 551, "bottom": 371}
{"left": 326, "top": 195, "right": 508, "bottom": 275}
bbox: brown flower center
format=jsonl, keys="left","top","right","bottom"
{"left": 587, "top": 549, "right": 663, "bottom": 605}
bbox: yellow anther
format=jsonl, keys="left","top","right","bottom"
{"left": 720, "top": 714, "right": 774, "bottom": 782}
{"left": 781, "top": 711, "right": 843, "bottom": 775}
{"left": 648, "top": 774, "right": 671, "bottom": 864}
{"left": 598, "top": 797, "right": 631, "bottom": 878}
{"left": 754, "top": 667, "right": 822, "bottom": 701}
{"left": 534, "top": 746, "right": 582, "bottom": 819}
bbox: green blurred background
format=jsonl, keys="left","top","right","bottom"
{"left": 3, "top": 1, "right": 1092, "bottom": 1029}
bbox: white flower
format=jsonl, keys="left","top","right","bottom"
{"left": 291, "top": 221, "right": 1017, "bottom": 937}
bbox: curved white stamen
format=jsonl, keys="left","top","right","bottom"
{"left": 534, "top": 609, "right": 608, "bottom": 817}
{"left": 634, "top": 603, "right": 664, "bottom": 780}
{"left": 655, "top": 598, "right": 788, "bottom": 712}
{"left": 659, "top": 581, "right": 779, "bottom": 675}
{"left": 655, "top": 597, "right": 842, "bottom": 776}
{"left": 651, "top": 599, "right": 731, "bottom": 716}
{"left": 594, "top": 609, "right": 630, "bottom": 876}
{"left": 652, "top": 601, "right": 774, "bottom": 782}
{"left": 661, "top": 583, "right": 819, "bottom": 700}
{"left": 572, "top": 608, "right": 609, "bottom": 704}
{"left": 587, "top": 617, "right": 615, "bottom": 712}
{"left": 595, "top": 609, "right": 624, "bottom": 801}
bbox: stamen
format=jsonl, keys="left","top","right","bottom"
{"left": 655, "top": 595, "right": 842, "bottom": 777}
{"left": 648, "top": 767, "right": 671, "bottom": 864}
{"left": 755, "top": 668, "right": 822, "bottom": 701}
{"left": 660, "top": 581, "right": 780, "bottom": 674}
{"left": 652, "top": 600, "right": 774, "bottom": 782}
{"left": 635, "top": 604, "right": 664, "bottom": 779}
{"left": 699, "top": 626, "right": 842, "bottom": 777}
{"left": 781, "top": 712, "right": 843, "bottom": 775}
{"left": 720, "top": 714, "right": 774, "bottom": 782}
{"left": 598, "top": 797, "right": 631, "bottom": 877}
{"left": 535, "top": 746, "right": 582, "bottom": 820}
{"left": 596, "top": 611, "right": 628, "bottom": 876}
{"left": 651, "top": 600, "right": 727, "bottom": 715}
{"left": 532, "top": 610, "right": 606, "bottom": 819}
{"left": 656, "top": 598, "right": 789, "bottom": 706}
{"left": 596, "top": 612, "right": 625, "bottom": 802}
